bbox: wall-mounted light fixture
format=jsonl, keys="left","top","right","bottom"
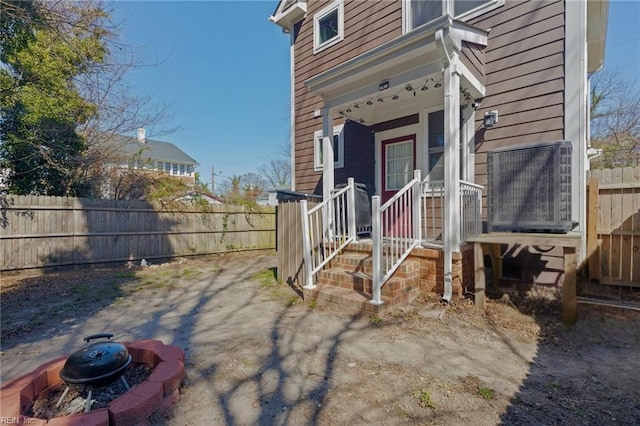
{"left": 484, "top": 110, "right": 498, "bottom": 128}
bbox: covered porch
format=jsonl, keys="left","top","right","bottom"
{"left": 301, "top": 16, "right": 488, "bottom": 304}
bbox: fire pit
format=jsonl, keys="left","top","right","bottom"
{"left": 57, "top": 334, "right": 132, "bottom": 413}
{"left": 0, "top": 339, "right": 185, "bottom": 425}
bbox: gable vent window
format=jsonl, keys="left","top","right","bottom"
{"left": 314, "top": 1, "right": 344, "bottom": 54}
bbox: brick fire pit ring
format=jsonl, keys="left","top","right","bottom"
{"left": 0, "top": 340, "right": 185, "bottom": 425}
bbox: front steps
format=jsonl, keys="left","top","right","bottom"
{"left": 304, "top": 242, "right": 420, "bottom": 316}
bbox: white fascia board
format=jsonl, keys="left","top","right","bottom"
{"left": 447, "top": 21, "right": 488, "bottom": 49}
{"left": 456, "top": 60, "right": 485, "bottom": 98}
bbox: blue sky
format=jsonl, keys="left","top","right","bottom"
{"left": 111, "top": 0, "right": 639, "bottom": 193}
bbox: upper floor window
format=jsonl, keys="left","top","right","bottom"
{"left": 314, "top": 0, "right": 344, "bottom": 54}
{"left": 405, "top": 0, "right": 501, "bottom": 31}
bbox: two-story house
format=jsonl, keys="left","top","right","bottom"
{"left": 271, "top": 0, "right": 608, "bottom": 315}
{"left": 99, "top": 128, "right": 199, "bottom": 190}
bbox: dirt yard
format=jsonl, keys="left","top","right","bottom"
{"left": 1, "top": 251, "right": 639, "bottom": 425}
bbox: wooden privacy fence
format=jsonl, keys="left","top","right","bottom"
{"left": 277, "top": 198, "right": 320, "bottom": 289}
{"left": 587, "top": 166, "right": 640, "bottom": 286}
{"left": 0, "top": 195, "right": 276, "bottom": 271}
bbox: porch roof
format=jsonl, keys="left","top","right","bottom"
{"left": 305, "top": 15, "right": 488, "bottom": 118}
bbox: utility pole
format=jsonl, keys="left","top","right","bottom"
{"left": 211, "top": 165, "right": 215, "bottom": 195}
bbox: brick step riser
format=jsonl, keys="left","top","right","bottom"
{"left": 304, "top": 287, "right": 420, "bottom": 315}
{"left": 330, "top": 257, "right": 421, "bottom": 277}
{"left": 317, "top": 273, "right": 420, "bottom": 298}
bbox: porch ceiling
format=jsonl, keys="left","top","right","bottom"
{"left": 305, "top": 15, "right": 488, "bottom": 125}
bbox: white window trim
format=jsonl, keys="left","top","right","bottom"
{"left": 313, "top": 0, "right": 344, "bottom": 54}
{"left": 314, "top": 124, "right": 344, "bottom": 171}
{"left": 402, "top": 0, "right": 504, "bottom": 33}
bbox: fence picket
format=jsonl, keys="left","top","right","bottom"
{"left": 588, "top": 166, "right": 640, "bottom": 286}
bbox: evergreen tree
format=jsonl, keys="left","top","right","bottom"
{"left": 0, "top": 1, "right": 108, "bottom": 195}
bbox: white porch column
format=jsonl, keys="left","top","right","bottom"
{"left": 321, "top": 107, "right": 334, "bottom": 201}
{"left": 321, "top": 107, "right": 334, "bottom": 241}
{"left": 461, "top": 103, "right": 475, "bottom": 182}
{"left": 443, "top": 54, "right": 461, "bottom": 302}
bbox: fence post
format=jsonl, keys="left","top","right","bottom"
{"left": 300, "top": 200, "right": 315, "bottom": 289}
{"left": 413, "top": 170, "right": 422, "bottom": 243}
{"left": 587, "top": 178, "right": 599, "bottom": 281}
{"left": 347, "top": 177, "right": 356, "bottom": 242}
{"left": 371, "top": 196, "right": 383, "bottom": 305}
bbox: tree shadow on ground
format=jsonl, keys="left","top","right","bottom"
{"left": 496, "top": 295, "right": 640, "bottom": 424}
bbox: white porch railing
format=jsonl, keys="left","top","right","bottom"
{"left": 460, "top": 180, "right": 483, "bottom": 241}
{"left": 300, "top": 178, "right": 356, "bottom": 288}
{"left": 299, "top": 173, "right": 483, "bottom": 303}
{"left": 371, "top": 170, "right": 423, "bottom": 305}
{"left": 371, "top": 174, "right": 483, "bottom": 305}
{"left": 421, "top": 181, "right": 445, "bottom": 246}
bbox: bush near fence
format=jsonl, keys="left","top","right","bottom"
{"left": 0, "top": 195, "right": 276, "bottom": 271}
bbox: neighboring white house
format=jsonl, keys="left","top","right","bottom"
{"left": 101, "top": 128, "right": 199, "bottom": 184}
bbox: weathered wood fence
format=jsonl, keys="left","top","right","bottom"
{"left": 276, "top": 199, "right": 319, "bottom": 289}
{"left": 0, "top": 195, "right": 276, "bottom": 271}
{"left": 587, "top": 166, "right": 640, "bottom": 286}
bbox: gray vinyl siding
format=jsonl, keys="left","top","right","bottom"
{"left": 469, "top": 0, "right": 566, "bottom": 189}
{"left": 293, "top": 0, "right": 402, "bottom": 193}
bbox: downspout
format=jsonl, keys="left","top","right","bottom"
{"left": 435, "top": 28, "right": 456, "bottom": 302}
{"left": 435, "top": 29, "right": 450, "bottom": 68}
{"left": 289, "top": 30, "right": 296, "bottom": 191}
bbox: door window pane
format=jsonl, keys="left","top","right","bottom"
{"left": 386, "top": 140, "right": 414, "bottom": 191}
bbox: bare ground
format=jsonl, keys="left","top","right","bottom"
{"left": 1, "top": 251, "right": 639, "bottom": 425}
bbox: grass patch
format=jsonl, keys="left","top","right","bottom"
{"left": 177, "top": 268, "right": 202, "bottom": 280}
{"left": 477, "top": 387, "right": 494, "bottom": 400}
{"left": 253, "top": 269, "right": 277, "bottom": 288}
{"left": 70, "top": 283, "right": 90, "bottom": 303}
{"left": 368, "top": 316, "right": 383, "bottom": 327}
{"left": 547, "top": 381, "right": 559, "bottom": 391}
{"left": 284, "top": 295, "right": 298, "bottom": 307}
{"left": 113, "top": 270, "right": 136, "bottom": 279}
{"left": 308, "top": 300, "right": 318, "bottom": 309}
{"left": 414, "top": 388, "right": 436, "bottom": 409}
{"left": 254, "top": 269, "right": 297, "bottom": 306}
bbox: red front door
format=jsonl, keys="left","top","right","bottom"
{"left": 381, "top": 135, "right": 416, "bottom": 202}
{"left": 381, "top": 135, "right": 416, "bottom": 236}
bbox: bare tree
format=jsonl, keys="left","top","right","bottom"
{"left": 590, "top": 70, "right": 640, "bottom": 168}
{"left": 258, "top": 142, "right": 291, "bottom": 189}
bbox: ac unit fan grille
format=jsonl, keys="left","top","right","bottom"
{"left": 487, "top": 141, "right": 573, "bottom": 233}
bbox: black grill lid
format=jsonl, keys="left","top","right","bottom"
{"left": 60, "top": 334, "right": 132, "bottom": 386}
